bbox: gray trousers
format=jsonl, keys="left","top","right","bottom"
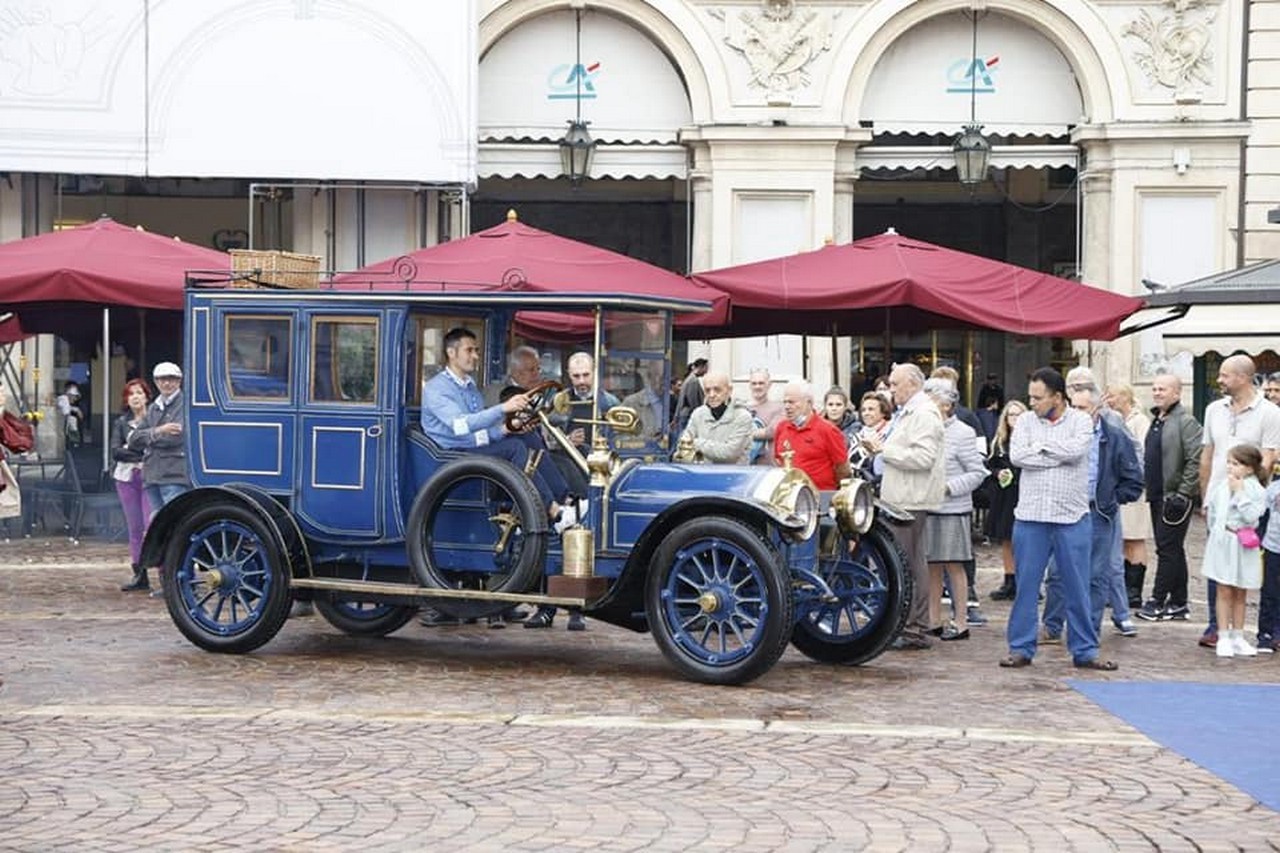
{"left": 895, "top": 513, "right": 931, "bottom": 637}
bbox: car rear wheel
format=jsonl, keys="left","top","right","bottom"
{"left": 314, "top": 599, "right": 419, "bottom": 637}
{"left": 645, "top": 516, "right": 793, "bottom": 685}
{"left": 163, "top": 501, "right": 292, "bottom": 654}
{"left": 790, "top": 520, "right": 910, "bottom": 665}
{"left": 406, "top": 456, "right": 548, "bottom": 620}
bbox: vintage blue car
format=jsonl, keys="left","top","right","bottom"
{"left": 141, "top": 276, "right": 908, "bottom": 684}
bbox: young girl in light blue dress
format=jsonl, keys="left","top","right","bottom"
{"left": 1202, "top": 442, "right": 1268, "bottom": 657}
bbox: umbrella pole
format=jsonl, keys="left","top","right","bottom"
{"left": 102, "top": 307, "right": 110, "bottom": 474}
{"left": 830, "top": 323, "right": 839, "bottom": 389}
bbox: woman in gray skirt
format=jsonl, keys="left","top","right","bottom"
{"left": 923, "top": 378, "right": 990, "bottom": 640}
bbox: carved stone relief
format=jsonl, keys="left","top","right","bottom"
{"left": 710, "top": 0, "right": 835, "bottom": 105}
{"left": 1122, "top": 0, "right": 1216, "bottom": 102}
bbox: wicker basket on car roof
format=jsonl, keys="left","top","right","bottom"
{"left": 229, "top": 249, "right": 322, "bottom": 289}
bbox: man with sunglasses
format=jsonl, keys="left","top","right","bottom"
{"left": 1198, "top": 355, "right": 1280, "bottom": 650}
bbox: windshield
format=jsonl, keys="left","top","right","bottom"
{"left": 601, "top": 310, "right": 671, "bottom": 454}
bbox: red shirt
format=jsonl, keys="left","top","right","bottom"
{"left": 773, "top": 415, "right": 847, "bottom": 490}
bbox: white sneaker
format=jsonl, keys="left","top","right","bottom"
{"left": 552, "top": 503, "right": 578, "bottom": 534}
{"left": 1232, "top": 634, "right": 1258, "bottom": 657}
{"left": 1216, "top": 638, "right": 1235, "bottom": 658}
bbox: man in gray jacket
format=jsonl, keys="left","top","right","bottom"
{"left": 1137, "top": 373, "right": 1202, "bottom": 621}
{"left": 677, "top": 371, "right": 754, "bottom": 464}
{"left": 129, "top": 361, "right": 191, "bottom": 517}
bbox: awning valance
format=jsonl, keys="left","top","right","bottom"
{"left": 478, "top": 142, "right": 687, "bottom": 180}
{"left": 858, "top": 144, "right": 1078, "bottom": 172}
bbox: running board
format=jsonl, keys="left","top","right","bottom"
{"left": 290, "top": 576, "right": 589, "bottom": 607}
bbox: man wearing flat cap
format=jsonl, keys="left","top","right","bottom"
{"left": 674, "top": 358, "right": 709, "bottom": 434}
{"left": 128, "top": 361, "right": 191, "bottom": 519}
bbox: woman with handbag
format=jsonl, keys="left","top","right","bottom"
{"left": 1202, "top": 442, "right": 1267, "bottom": 657}
{"left": 113, "top": 379, "right": 153, "bottom": 592}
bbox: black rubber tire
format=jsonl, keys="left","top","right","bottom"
{"left": 405, "top": 455, "right": 547, "bottom": 606}
{"left": 645, "top": 516, "right": 794, "bottom": 685}
{"left": 313, "top": 599, "right": 419, "bottom": 637}
{"left": 790, "top": 520, "right": 911, "bottom": 665}
{"left": 162, "top": 500, "right": 293, "bottom": 654}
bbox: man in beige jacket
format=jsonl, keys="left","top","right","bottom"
{"left": 861, "top": 362, "right": 946, "bottom": 649}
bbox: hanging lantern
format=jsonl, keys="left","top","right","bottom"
{"left": 559, "top": 120, "right": 595, "bottom": 184}
{"left": 953, "top": 123, "right": 991, "bottom": 186}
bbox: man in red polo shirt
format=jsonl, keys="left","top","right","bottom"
{"left": 773, "top": 380, "right": 851, "bottom": 490}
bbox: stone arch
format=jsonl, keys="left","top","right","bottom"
{"left": 479, "top": 0, "right": 720, "bottom": 125}
{"left": 830, "top": 0, "right": 1124, "bottom": 129}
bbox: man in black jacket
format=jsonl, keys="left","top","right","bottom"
{"left": 1137, "top": 373, "right": 1202, "bottom": 621}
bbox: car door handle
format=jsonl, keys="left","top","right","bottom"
{"left": 367, "top": 425, "right": 383, "bottom": 438}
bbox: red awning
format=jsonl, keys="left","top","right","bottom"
{"left": 333, "top": 215, "right": 729, "bottom": 332}
{"left": 691, "top": 231, "right": 1144, "bottom": 341}
{"left": 0, "top": 216, "right": 228, "bottom": 312}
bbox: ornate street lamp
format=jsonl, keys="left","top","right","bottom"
{"left": 559, "top": 119, "right": 595, "bottom": 184}
{"left": 953, "top": 10, "right": 990, "bottom": 187}
{"left": 559, "top": 9, "right": 596, "bottom": 184}
{"left": 953, "top": 123, "right": 991, "bottom": 186}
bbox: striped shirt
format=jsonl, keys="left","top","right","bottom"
{"left": 1009, "top": 407, "right": 1093, "bottom": 523}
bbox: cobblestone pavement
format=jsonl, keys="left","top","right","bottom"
{"left": 1, "top": 529, "right": 1278, "bottom": 851}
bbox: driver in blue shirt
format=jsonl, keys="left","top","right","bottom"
{"left": 422, "top": 327, "right": 577, "bottom": 530}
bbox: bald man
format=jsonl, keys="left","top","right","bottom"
{"left": 678, "top": 371, "right": 754, "bottom": 464}
{"left": 1197, "top": 355, "right": 1280, "bottom": 648}
{"left": 1137, "top": 373, "right": 1202, "bottom": 623}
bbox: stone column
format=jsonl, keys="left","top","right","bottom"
{"left": 1077, "top": 147, "right": 1120, "bottom": 384}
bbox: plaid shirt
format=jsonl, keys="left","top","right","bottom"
{"left": 1009, "top": 407, "right": 1093, "bottom": 523}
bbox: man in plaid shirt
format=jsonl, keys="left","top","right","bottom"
{"left": 1000, "top": 367, "right": 1118, "bottom": 671}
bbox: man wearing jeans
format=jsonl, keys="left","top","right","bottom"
{"left": 1001, "top": 367, "right": 1116, "bottom": 671}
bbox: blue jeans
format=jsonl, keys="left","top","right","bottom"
{"left": 1043, "top": 508, "right": 1131, "bottom": 634}
{"left": 145, "top": 483, "right": 189, "bottom": 520}
{"left": 473, "top": 435, "right": 569, "bottom": 508}
{"left": 1090, "top": 508, "right": 1131, "bottom": 629}
{"left": 1010, "top": 516, "right": 1097, "bottom": 663}
{"left": 1260, "top": 549, "right": 1280, "bottom": 640}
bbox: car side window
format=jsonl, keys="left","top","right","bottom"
{"left": 311, "top": 316, "right": 378, "bottom": 404}
{"left": 406, "top": 315, "right": 485, "bottom": 406}
{"left": 226, "top": 315, "right": 292, "bottom": 400}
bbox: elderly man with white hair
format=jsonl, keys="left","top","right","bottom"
{"left": 678, "top": 371, "right": 755, "bottom": 464}
{"left": 860, "top": 363, "right": 946, "bottom": 650}
{"left": 772, "top": 379, "right": 851, "bottom": 489}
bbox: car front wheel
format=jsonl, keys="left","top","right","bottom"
{"left": 645, "top": 516, "right": 794, "bottom": 685}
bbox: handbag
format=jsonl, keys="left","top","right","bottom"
{"left": 1161, "top": 493, "right": 1193, "bottom": 526}
{"left": 1235, "top": 526, "right": 1261, "bottom": 549}
{"left": 0, "top": 411, "right": 34, "bottom": 454}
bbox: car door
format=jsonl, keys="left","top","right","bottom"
{"left": 296, "top": 311, "right": 387, "bottom": 538}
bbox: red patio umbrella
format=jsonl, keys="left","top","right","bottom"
{"left": 0, "top": 215, "right": 228, "bottom": 315}
{"left": 0, "top": 216, "right": 228, "bottom": 468}
{"left": 332, "top": 213, "right": 730, "bottom": 335}
{"left": 691, "top": 230, "right": 1144, "bottom": 341}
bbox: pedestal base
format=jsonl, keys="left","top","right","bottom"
{"left": 547, "top": 575, "right": 609, "bottom": 602}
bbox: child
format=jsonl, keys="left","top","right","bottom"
{"left": 1202, "top": 443, "right": 1268, "bottom": 657}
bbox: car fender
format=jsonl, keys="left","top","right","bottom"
{"left": 139, "top": 485, "right": 311, "bottom": 582}
{"left": 587, "top": 494, "right": 799, "bottom": 632}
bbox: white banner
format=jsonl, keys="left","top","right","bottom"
{"left": 479, "top": 9, "right": 691, "bottom": 144}
{"left": 862, "top": 12, "right": 1084, "bottom": 137}
{"left": 0, "top": 0, "right": 476, "bottom": 182}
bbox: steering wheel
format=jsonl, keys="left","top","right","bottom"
{"left": 504, "top": 379, "right": 563, "bottom": 433}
